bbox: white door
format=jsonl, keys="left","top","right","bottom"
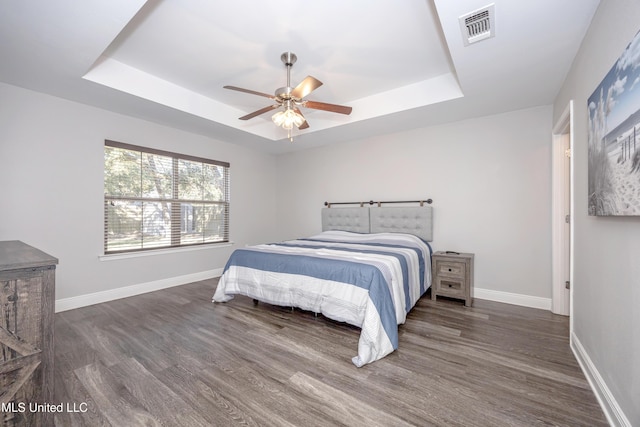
{"left": 552, "top": 102, "right": 573, "bottom": 316}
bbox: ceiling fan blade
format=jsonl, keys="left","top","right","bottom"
{"left": 224, "top": 85, "right": 275, "bottom": 99}
{"left": 293, "top": 108, "right": 309, "bottom": 129}
{"left": 291, "top": 76, "right": 323, "bottom": 99}
{"left": 239, "top": 104, "right": 279, "bottom": 120}
{"left": 304, "top": 100, "right": 352, "bottom": 115}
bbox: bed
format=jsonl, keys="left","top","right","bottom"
{"left": 212, "top": 205, "right": 433, "bottom": 367}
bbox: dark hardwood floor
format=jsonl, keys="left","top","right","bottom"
{"left": 53, "top": 279, "right": 608, "bottom": 426}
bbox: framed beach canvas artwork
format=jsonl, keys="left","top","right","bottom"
{"left": 588, "top": 29, "right": 640, "bottom": 216}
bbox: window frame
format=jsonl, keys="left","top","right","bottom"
{"left": 103, "top": 140, "right": 230, "bottom": 255}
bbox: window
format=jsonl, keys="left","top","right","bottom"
{"left": 104, "top": 140, "right": 230, "bottom": 254}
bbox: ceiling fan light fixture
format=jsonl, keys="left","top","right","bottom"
{"left": 272, "top": 108, "right": 305, "bottom": 130}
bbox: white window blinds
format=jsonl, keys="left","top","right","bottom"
{"left": 104, "top": 140, "right": 230, "bottom": 254}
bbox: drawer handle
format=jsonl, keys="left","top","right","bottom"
{"left": 448, "top": 268, "right": 452, "bottom": 272}
{"left": 448, "top": 284, "right": 452, "bottom": 288}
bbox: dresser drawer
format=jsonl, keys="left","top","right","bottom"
{"left": 436, "top": 261, "right": 466, "bottom": 278}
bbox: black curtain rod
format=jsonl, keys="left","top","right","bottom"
{"left": 324, "top": 199, "right": 433, "bottom": 208}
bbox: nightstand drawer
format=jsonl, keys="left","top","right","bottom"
{"left": 436, "top": 261, "right": 466, "bottom": 278}
{"left": 435, "top": 277, "right": 466, "bottom": 298}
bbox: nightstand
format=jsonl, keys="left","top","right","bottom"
{"left": 431, "top": 251, "right": 474, "bottom": 307}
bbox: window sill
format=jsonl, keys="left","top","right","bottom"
{"left": 99, "top": 242, "right": 234, "bottom": 262}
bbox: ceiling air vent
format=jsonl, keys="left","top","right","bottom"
{"left": 459, "top": 4, "right": 495, "bottom": 46}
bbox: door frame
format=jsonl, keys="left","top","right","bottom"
{"left": 551, "top": 100, "right": 574, "bottom": 317}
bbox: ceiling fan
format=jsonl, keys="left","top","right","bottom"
{"left": 224, "top": 52, "right": 352, "bottom": 140}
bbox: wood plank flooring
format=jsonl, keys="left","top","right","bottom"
{"left": 53, "top": 279, "right": 608, "bottom": 426}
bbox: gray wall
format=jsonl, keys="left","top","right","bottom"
{"left": 275, "top": 105, "right": 553, "bottom": 301}
{"left": 0, "top": 81, "right": 554, "bottom": 307}
{"left": 554, "top": 0, "right": 640, "bottom": 424}
{"left": 0, "top": 82, "right": 279, "bottom": 302}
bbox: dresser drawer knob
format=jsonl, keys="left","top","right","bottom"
{"left": 448, "top": 268, "right": 452, "bottom": 272}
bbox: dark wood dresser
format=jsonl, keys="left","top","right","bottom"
{"left": 0, "top": 241, "right": 57, "bottom": 427}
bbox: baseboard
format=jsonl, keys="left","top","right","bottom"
{"left": 571, "top": 332, "right": 630, "bottom": 427}
{"left": 56, "top": 276, "right": 550, "bottom": 313}
{"left": 474, "top": 287, "right": 552, "bottom": 310}
{"left": 55, "top": 268, "right": 223, "bottom": 313}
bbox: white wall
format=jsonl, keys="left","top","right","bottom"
{"left": 554, "top": 0, "right": 640, "bottom": 424}
{"left": 275, "top": 105, "right": 553, "bottom": 301}
{"left": 0, "top": 82, "right": 278, "bottom": 305}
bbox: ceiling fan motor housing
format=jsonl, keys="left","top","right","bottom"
{"left": 275, "top": 86, "right": 302, "bottom": 103}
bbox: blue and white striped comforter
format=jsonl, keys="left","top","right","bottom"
{"left": 212, "top": 231, "right": 432, "bottom": 367}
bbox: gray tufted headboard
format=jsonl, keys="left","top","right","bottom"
{"left": 370, "top": 207, "right": 433, "bottom": 241}
{"left": 322, "top": 206, "right": 433, "bottom": 241}
{"left": 321, "top": 207, "right": 370, "bottom": 233}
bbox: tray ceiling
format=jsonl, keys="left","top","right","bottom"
{"left": 0, "top": 0, "right": 600, "bottom": 153}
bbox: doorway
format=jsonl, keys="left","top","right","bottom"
{"left": 551, "top": 101, "right": 573, "bottom": 316}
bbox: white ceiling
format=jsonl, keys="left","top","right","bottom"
{"left": 0, "top": 0, "right": 599, "bottom": 154}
